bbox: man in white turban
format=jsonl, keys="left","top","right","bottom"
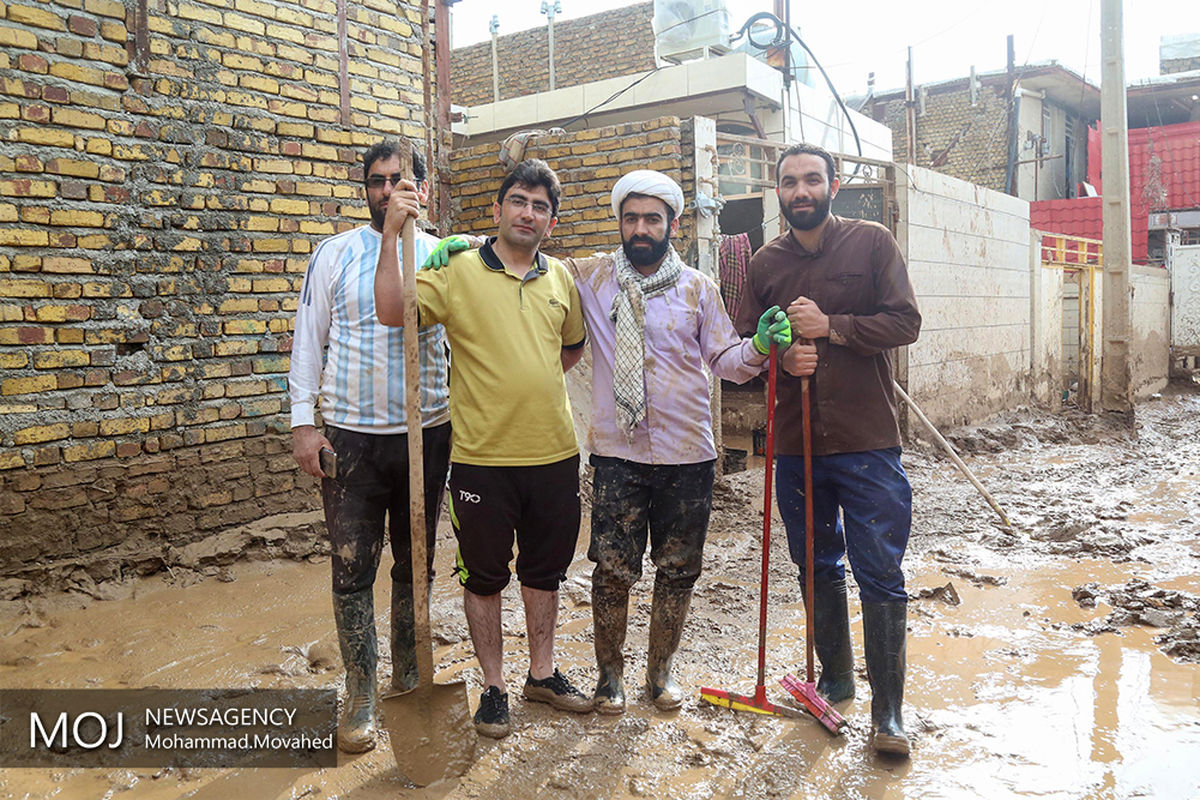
{"left": 423, "top": 168, "right": 790, "bottom": 713}
{"left": 569, "top": 170, "right": 790, "bottom": 713}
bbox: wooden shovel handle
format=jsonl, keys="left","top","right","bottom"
{"left": 400, "top": 214, "right": 434, "bottom": 688}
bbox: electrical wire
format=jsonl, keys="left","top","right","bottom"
{"left": 729, "top": 12, "right": 863, "bottom": 175}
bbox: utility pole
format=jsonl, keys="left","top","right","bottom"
{"left": 541, "top": 0, "right": 561, "bottom": 91}
{"left": 905, "top": 47, "right": 915, "bottom": 164}
{"left": 489, "top": 14, "right": 499, "bottom": 103}
{"left": 1100, "top": 0, "right": 1132, "bottom": 412}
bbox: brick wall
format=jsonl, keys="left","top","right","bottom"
{"left": 447, "top": 117, "right": 695, "bottom": 260}
{"left": 1161, "top": 56, "right": 1200, "bottom": 74}
{"left": 449, "top": 2, "right": 655, "bottom": 107}
{"left": 0, "top": 0, "right": 431, "bottom": 582}
{"left": 869, "top": 80, "right": 1011, "bottom": 194}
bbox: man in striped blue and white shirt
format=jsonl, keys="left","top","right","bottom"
{"left": 288, "top": 140, "right": 449, "bottom": 754}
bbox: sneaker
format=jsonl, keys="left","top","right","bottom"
{"left": 474, "top": 686, "right": 511, "bottom": 739}
{"left": 522, "top": 669, "right": 594, "bottom": 713}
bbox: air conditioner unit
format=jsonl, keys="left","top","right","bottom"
{"left": 653, "top": 0, "right": 730, "bottom": 63}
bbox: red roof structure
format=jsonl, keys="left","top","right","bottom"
{"left": 1033, "top": 119, "right": 1199, "bottom": 264}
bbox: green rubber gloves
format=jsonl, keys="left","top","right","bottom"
{"left": 421, "top": 234, "right": 471, "bottom": 270}
{"left": 752, "top": 305, "right": 792, "bottom": 355}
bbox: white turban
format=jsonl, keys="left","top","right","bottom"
{"left": 610, "top": 170, "right": 684, "bottom": 220}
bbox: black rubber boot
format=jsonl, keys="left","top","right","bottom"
{"left": 333, "top": 587, "right": 378, "bottom": 754}
{"left": 811, "top": 576, "right": 855, "bottom": 703}
{"left": 592, "top": 583, "right": 628, "bottom": 715}
{"left": 862, "top": 600, "right": 910, "bottom": 757}
{"left": 389, "top": 581, "right": 419, "bottom": 694}
{"left": 646, "top": 582, "right": 692, "bottom": 711}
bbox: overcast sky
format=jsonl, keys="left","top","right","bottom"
{"left": 449, "top": 0, "right": 1200, "bottom": 96}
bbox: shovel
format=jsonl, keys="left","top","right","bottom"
{"left": 780, "top": 372, "right": 848, "bottom": 736}
{"left": 380, "top": 162, "right": 475, "bottom": 786}
{"left": 700, "top": 344, "right": 803, "bottom": 718}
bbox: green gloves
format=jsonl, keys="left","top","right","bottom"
{"left": 421, "top": 234, "right": 471, "bottom": 270}
{"left": 752, "top": 305, "right": 792, "bottom": 355}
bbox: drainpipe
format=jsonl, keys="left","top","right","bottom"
{"left": 489, "top": 15, "right": 499, "bottom": 103}
{"left": 541, "top": 1, "right": 561, "bottom": 91}
{"left": 435, "top": 0, "right": 452, "bottom": 236}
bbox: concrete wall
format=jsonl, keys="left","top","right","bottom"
{"left": 0, "top": 0, "right": 430, "bottom": 578}
{"left": 899, "top": 165, "right": 1033, "bottom": 428}
{"left": 1131, "top": 266, "right": 1170, "bottom": 397}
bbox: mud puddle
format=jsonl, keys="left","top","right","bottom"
{"left": 3, "top": 387, "right": 1200, "bottom": 798}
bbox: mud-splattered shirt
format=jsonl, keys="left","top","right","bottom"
{"left": 289, "top": 225, "right": 449, "bottom": 434}
{"left": 569, "top": 252, "right": 766, "bottom": 465}
{"left": 735, "top": 216, "right": 921, "bottom": 457}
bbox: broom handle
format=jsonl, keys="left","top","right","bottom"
{"left": 802, "top": 374, "right": 815, "bottom": 685}
{"left": 757, "top": 344, "right": 777, "bottom": 690}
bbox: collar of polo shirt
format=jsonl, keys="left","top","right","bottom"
{"left": 480, "top": 236, "right": 548, "bottom": 277}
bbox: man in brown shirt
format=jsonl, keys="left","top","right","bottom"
{"left": 736, "top": 143, "right": 921, "bottom": 756}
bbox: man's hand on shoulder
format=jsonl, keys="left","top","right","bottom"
{"left": 422, "top": 234, "right": 474, "bottom": 270}
{"left": 292, "top": 425, "right": 333, "bottom": 478}
{"left": 787, "top": 296, "right": 830, "bottom": 340}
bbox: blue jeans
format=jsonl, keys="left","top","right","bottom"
{"left": 775, "top": 447, "right": 911, "bottom": 603}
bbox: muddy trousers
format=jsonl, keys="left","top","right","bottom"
{"left": 775, "top": 448, "right": 909, "bottom": 714}
{"left": 588, "top": 456, "right": 714, "bottom": 710}
{"left": 321, "top": 423, "right": 451, "bottom": 748}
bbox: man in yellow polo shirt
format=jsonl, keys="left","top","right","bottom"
{"left": 374, "top": 159, "right": 591, "bottom": 739}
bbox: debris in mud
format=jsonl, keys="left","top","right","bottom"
{"left": 942, "top": 567, "right": 1007, "bottom": 587}
{"left": 1072, "top": 583, "right": 1100, "bottom": 608}
{"left": 912, "top": 582, "right": 961, "bottom": 606}
{"left": 1069, "top": 579, "right": 1200, "bottom": 662}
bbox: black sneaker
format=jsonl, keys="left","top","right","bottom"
{"left": 473, "top": 686, "right": 511, "bottom": 738}
{"left": 522, "top": 669, "right": 594, "bottom": 713}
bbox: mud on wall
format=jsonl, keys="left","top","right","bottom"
{"left": 0, "top": 0, "right": 431, "bottom": 577}
{"left": 899, "top": 165, "right": 1033, "bottom": 429}
{"left": 1130, "top": 265, "right": 1169, "bottom": 397}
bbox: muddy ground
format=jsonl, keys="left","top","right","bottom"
{"left": 2, "top": 385, "right": 1199, "bottom": 799}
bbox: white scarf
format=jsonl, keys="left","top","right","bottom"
{"left": 609, "top": 245, "right": 684, "bottom": 439}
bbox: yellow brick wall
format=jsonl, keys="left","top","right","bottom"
{"left": 0, "top": 0, "right": 431, "bottom": 576}
{"left": 449, "top": 2, "right": 656, "bottom": 107}
{"left": 449, "top": 117, "right": 697, "bottom": 261}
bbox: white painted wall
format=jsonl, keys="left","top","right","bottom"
{"left": 899, "top": 166, "right": 1033, "bottom": 428}
{"left": 1130, "top": 265, "right": 1170, "bottom": 397}
{"left": 1169, "top": 242, "right": 1200, "bottom": 353}
{"left": 1029, "top": 230, "right": 1064, "bottom": 409}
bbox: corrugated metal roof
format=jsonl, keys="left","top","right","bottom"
{"left": 1085, "top": 120, "right": 1200, "bottom": 262}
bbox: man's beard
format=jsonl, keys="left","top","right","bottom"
{"left": 622, "top": 234, "right": 670, "bottom": 268}
{"left": 369, "top": 202, "right": 387, "bottom": 231}
{"left": 781, "top": 191, "right": 832, "bottom": 231}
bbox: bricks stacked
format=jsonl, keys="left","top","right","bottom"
{"left": 448, "top": 117, "right": 693, "bottom": 259}
{"left": 0, "top": 0, "right": 429, "bottom": 578}
{"left": 449, "top": 2, "right": 656, "bottom": 108}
